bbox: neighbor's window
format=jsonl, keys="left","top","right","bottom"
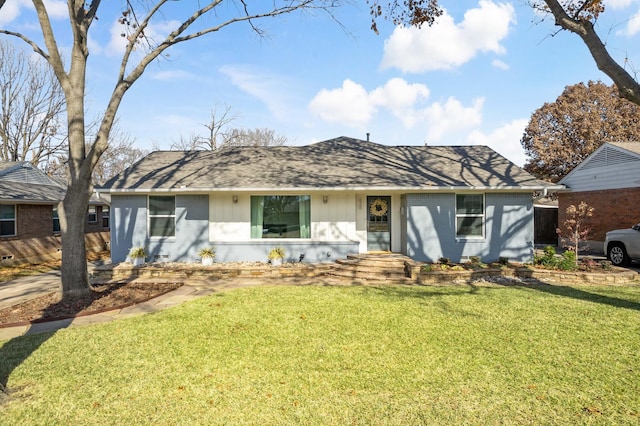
{"left": 456, "top": 194, "right": 484, "bottom": 238}
{"left": 250, "top": 195, "right": 310, "bottom": 239}
{"left": 149, "top": 195, "right": 175, "bottom": 237}
{"left": 88, "top": 206, "right": 97, "bottom": 223}
{"left": 0, "top": 204, "right": 16, "bottom": 237}
{"left": 53, "top": 207, "right": 60, "bottom": 233}
{"left": 102, "top": 206, "right": 110, "bottom": 228}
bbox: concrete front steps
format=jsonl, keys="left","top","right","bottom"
{"left": 325, "top": 253, "right": 416, "bottom": 283}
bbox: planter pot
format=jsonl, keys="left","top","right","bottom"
{"left": 132, "top": 257, "right": 145, "bottom": 267}
{"left": 201, "top": 257, "right": 214, "bottom": 266}
{"left": 271, "top": 258, "right": 283, "bottom": 267}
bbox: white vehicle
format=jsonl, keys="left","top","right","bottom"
{"left": 604, "top": 223, "right": 640, "bottom": 266}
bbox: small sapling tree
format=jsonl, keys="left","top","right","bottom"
{"left": 557, "top": 201, "right": 594, "bottom": 267}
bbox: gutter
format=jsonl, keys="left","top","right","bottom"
{"left": 96, "top": 184, "right": 567, "bottom": 195}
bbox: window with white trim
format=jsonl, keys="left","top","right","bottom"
{"left": 0, "top": 205, "right": 16, "bottom": 237}
{"left": 102, "top": 206, "right": 110, "bottom": 228}
{"left": 148, "top": 196, "right": 175, "bottom": 237}
{"left": 88, "top": 206, "right": 97, "bottom": 223}
{"left": 455, "top": 194, "right": 484, "bottom": 238}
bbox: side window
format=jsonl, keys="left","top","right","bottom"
{"left": 88, "top": 206, "right": 97, "bottom": 223}
{"left": 455, "top": 194, "right": 484, "bottom": 238}
{"left": 148, "top": 196, "right": 175, "bottom": 237}
{"left": 53, "top": 207, "right": 60, "bottom": 233}
{"left": 102, "top": 206, "right": 110, "bottom": 228}
{"left": 0, "top": 205, "right": 16, "bottom": 237}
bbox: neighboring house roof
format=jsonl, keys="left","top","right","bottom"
{"left": 559, "top": 141, "right": 640, "bottom": 186}
{"left": 608, "top": 141, "right": 640, "bottom": 155}
{"left": 99, "top": 136, "right": 563, "bottom": 193}
{"left": 0, "top": 161, "right": 66, "bottom": 204}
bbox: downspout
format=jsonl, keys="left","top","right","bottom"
{"left": 533, "top": 187, "right": 549, "bottom": 202}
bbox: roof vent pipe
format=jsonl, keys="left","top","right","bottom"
{"left": 366, "top": 133, "right": 370, "bottom": 142}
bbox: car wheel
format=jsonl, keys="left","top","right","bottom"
{"left": 608, "top": 243, "right": 629, "bottom": 266}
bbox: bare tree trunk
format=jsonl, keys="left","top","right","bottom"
{"left": 59, "top": 181, "right": 92, "bottom": 297}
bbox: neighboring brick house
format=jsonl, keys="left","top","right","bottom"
{"left": 558, "top": 142, "right": 640, "bottom": 251}
{"left": 0, "top": 161, "right": 110, "bottom": 264}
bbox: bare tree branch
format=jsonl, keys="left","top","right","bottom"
{"left": 0, "top": 40, "right": 66, "bottom": 168}
{"left": 542, "top": 0, "right": 640, "bottom": 105}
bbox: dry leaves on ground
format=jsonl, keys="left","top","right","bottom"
{"left": 0, "top": 281, "right": 182, "bottom": 326}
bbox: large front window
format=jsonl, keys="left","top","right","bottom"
{"left": 149, "top": 196, "right": 175, "bottom": 237}
{"left": 456, "top": 194, "right": 484, "bottom": 238}
{"left": 0, "top": 205, "right": 15, "bottom": 236}
{"left": 251, "top": 195, "right": 310, "bottom": 238}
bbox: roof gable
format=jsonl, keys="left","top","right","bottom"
{"left": 101, "top": 136, "right": 559, "bottom": 192}
{"left": 560, "top": 142, "right": 640, "bottom": 184}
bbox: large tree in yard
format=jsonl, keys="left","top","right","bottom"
{"left": 0, "top": 1, "right": 337, "bottom": 299}
{"left": 370, "top": 0, "right": 640, "bottom": 107}
{"left": 521, "top": 81, "right": 640, "bottom": 182}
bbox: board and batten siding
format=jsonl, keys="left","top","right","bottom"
{"left": 208, "top": 192, "right": 360, "bottom": 262}
{"left": 560, "top": 144, "right": 640, "bottom": 192}
{"left": 110, "top": 194, "right": 209, "bottom": 263}
{"left": 403, "top": 192, "right": 534, "bottom": 263}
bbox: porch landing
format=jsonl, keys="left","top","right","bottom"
{"left": 326, "top": 253, "right": 418, "bottom": 283}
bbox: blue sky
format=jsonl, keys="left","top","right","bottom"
{"left": 1, "top": 1, "right": 639, "bottom": 166}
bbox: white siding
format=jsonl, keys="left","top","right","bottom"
{"left": 208, "top": 191, "right": 404, "bottom": 253}
{"left": 562, "top": 144, "right": 640, "bottom": 192}
{"left": 209, "top": 194, "right": 250, "bottom": 241}
{"left": 311, "top": 192, "right": 357, "bottom": 241}
{"left": 210, "top": 192, "right": 360, "bottom": 243}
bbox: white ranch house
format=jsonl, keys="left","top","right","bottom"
{"left": 96, "top": 137, "right": 563, "bottom": 264}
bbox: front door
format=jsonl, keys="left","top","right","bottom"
{"left": 367, "top": 196, "right": 391, "bottom": 252}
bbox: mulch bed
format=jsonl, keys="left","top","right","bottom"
{"left": 0, "top": 281, "right": 182, "bottom": 327}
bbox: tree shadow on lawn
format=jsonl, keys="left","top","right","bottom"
{"left": 501, "top": 278, "right": 640, "bottom": 311}
{"left": 361, "top": 279, "right": 640, "bottom": 312}
{"left": 0, "top": 282, "right": 133, "bottom": 403}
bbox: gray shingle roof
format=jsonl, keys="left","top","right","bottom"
{"left": 0, "top": 161, "right": 66, "bottom": 203}
{"left": 99, "top": 136, "right": 559, "bottom": 192}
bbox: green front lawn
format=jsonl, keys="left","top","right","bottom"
{"left": 2, "top": 284, "right": 640, "bottom": 424}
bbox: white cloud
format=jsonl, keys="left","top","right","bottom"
{"left": 369, "top": 78, "right": 431, "bottom": 127}
{"left": 309, "top": 78, "right": 432, "bottom": 128}
{"left": 381, "top": 0, "right": 515, "bottom": 72}
{"left": 492, "top": 59, "right": 509, "bottom": 70}
{"left": 423, "top": 97, "right": 484, "bottom": 142}
{"left": 43, "top": 0, "right": 68, "bottom": 19}
{"left": 0, "top": 0, "right": 66, "bottom": 25}
{"left": 220, "top": 65, "right": 293, "bottom": 120}
{"left": 151, "top": 69, "right": 197, "bottom": 81}
{"left": 309, "top": 78, "right": 483, "bottom": 144}
{"left": 467, "top": 118, "right": 528, "bottom": 166}
{"left": 607, "top": 0, "right": 637, "bottom": 9}
{"left": 618, "top": 11, "right": 640, "bottom": 36}
{"left": 308, "top": 79, "right": 375, "bottom": 127}
{"left": 0, "top": 0, "right": 30, "bottom": 25}
{"left": 106, "top": 19, "right": 181, "bottom": 56}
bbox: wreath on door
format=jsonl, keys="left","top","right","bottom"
{"left": 370, "top": 198, "right": 388, "bottom": 217}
